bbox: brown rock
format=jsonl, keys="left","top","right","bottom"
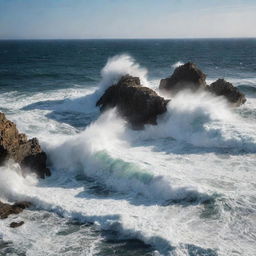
{"left": 0, "top": 112, "right": 50, "bottom": 178}
{"left": 96, "top": 75, "right": 169, "bottom": 129}
{"left": 159, "top": 62, "right": 207, "bottom": 94}
{"left": 207, "top": 79, "right": 246, "bottom": 107}
{"left": 0, "top": 201, "right": 31, "bottom": 219}
{"left": 10, "top": 221, "right": 24, "bottom": 228}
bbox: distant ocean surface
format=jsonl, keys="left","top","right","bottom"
{"left": 0, "top": 39, "right": 256, "bottom": 256}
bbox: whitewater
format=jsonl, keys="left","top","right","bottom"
{"left": 0, "top": 46, "right": 256, "bottom": 255}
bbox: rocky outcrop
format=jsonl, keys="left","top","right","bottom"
{"left": 159, "top": 62, "right": 207, "bottom": 94}
{"left": 96, "top": 75, "right": 169, "bottom": 129}
{"left": 159, "top": 62, "right": 246, "bottom": 106}
{"left": 0, "top": 201, "right": 31, "bottom": 219}
{"left": 0, "top": 113, "right": 50, "bottom": 178}
{"left": 207, "top": 79, "right": 246, "bottom": 106}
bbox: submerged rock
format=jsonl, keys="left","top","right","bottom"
{"left": 0, "top": 112, "right": 50, "bottom": 178}
{"left": 0, "top": 201, "right": 31, "bottom": 219}
{"left": 10, "top": 221, "right": 25, "bottom": 228}
{"left": 208, "top": 79, "right": 246, "bottom": 106}
{"left": 96, "top": 75, "right": 169, "bottom": 129}
{"left": 159, "top": 62, "right": 207, "bottom": 94}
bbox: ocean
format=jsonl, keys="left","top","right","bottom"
{"left": 0, "top": 39, "right": 255, "bottom": 256}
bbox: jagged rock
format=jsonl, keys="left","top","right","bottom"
{"left": 10, "top": 221, "right": 25, "bottom": 228}
{"left": 207, "top": 79, "right": 246, "bottom": 106}
{"left": 159, "top": 62, "right": 207, "bottom": 94}
{"left": 0, "top": 201, "right": 31, "bottom": 219}
{"left": 159, "top": 63, "right": 246, "bottom": 106}
{"left": 96, "top": 75, "right": 169, "bottom": 129}
{"left": 0, "top": 112, "right": 50, "bottom": 178}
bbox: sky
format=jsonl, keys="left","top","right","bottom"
{"left": 0, "top": 0, "right": 256, "bottom": 39}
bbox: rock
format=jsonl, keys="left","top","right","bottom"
{"left": 10, "top": 221, "right": 24, "bottom": 228}
{"left": 208, "top": 79, "right": 246, "bottom": 106}
{"left": 159, "top": 62, "right": 207, "bottom": 94}
{"left": 13, "top": 201, "right": 32, "bottom": 209}
{"left": 0, "top": 201, "right": 31, "bottom": 219}
{"left": 96, "top": 75, "right": 169, "bottom": 129}
{"left": 0, "top": 112, "right": 51, "bottom": 178}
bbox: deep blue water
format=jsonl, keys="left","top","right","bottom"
{"left": 1, "top": 39, "right": 256, "bottom": 93}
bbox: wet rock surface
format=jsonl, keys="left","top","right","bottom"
{"left": 0, "top": 201, "right": 31, "bottom": 219}
{"left": 208, "top": 79, "right": 246, "bottom": 106}
{"left": 97, "top": 75, "right": 169, "bottom": 129}
{"left": 9, "top": 221, "right": 25, "bottom": 228}
{"left": 159, "top": 62, "right": 207, "bottom": 94}
{"left": 0, "top": 112, "right": 50, "bottom": 178}
{"left": 159, "top": 62, "right": 246, "bottom": 106}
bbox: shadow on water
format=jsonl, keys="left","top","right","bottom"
{"left": 182, "top": 244, "right": 218, "bottom": 256}
{"left": 46, "top": 111, "right": 98, "bottom": 130}
{"left": 43, "top": 208, "right": 217, "bottom": 256}
{"left": 36, "top": 170, "right": 218, "bottom": 211}
{"left": 238, "top": 84, "right": 256, "bottom": 97}
{"left": 129, "top": 135, "right": 256, "bottom": 156}
{"left": 21, "top": 92, "right": 100, "bottom": 129}
{"left": 0, "top": 240, "right": 26, "bottom": 256}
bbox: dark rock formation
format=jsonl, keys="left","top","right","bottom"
{"left": 10, "top": 221, "right": 25, "bottom": 228}
{"left": 159, "top": 62, "right": 246, "bottom": 106}
{"left": 159, "top": 62, "right": 207, "bottom": 94}
{"left": 0, "top": 201, "right": 31, "bottom": 219}
{"left": 96, "top": 75, "right": 169, "bottom": 129}
{"left": 208, "top": 79, "right": 246, "bottom": 106}
{"left": 0, "top": 112, "right": 50, "bottom": 178}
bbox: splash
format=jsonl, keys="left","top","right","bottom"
{"left": 172, "top": 61, "right": 184, "bottom": 69}
{"left": 133, "top": 90, "right": 256, "bottom": 152}
{"left": 0, "top": 163, "right": 37, "bottom": 202}
{"left": 99, "top": 54, "right": 149, "bottom": 90}
{"left": 47, "top": 109, "right": 206, "bottom": 202}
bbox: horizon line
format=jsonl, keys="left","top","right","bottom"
{"left": 0, "top": 36, "right": 256, "bottom": 41}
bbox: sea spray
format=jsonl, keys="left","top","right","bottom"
{"left": 99, "top": 54, "right": 149, "bottom": 90}
{"left": 47, "top": 109, "right": 207, "bottom": 202}
{"left": 131, "top": 90, "right": 256, "bottom": 152}
{"left": 59, "top": 54, "right": 150, "bottom": 114}
{"left": 172, "top": 61, "right": 184, "bottom": 69}
{"left": 0, "top": 163, "right": 38, "bottom": 202}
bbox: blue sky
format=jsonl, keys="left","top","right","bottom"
{"left": 0, "top": 0, "right": 256, "bottom": 39}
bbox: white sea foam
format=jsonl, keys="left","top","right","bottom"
{"left": 47, "top": 109, "right": 206, "bottom": 203}
{"left": 172, "top": 61, "right": 184, "bottom": 69}
{"left": 99, "top": 54, "right": 149, "bottom": 90}
{"left": 0, "top": 56, "right": 256, "bottom": 256}
{"left": 130, "top": 90, "right": 256, "bottom": 152}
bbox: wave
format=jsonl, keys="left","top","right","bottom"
{"left": 206, "top": 77, "right": 256, "bottom": 88}
{"left": 130, "top": 91, "right": 256, "bottom": 152}
{"left": 99, "top": 54, "right": 149, "bottom": 91}
{"left": 19, "top": 54, "right": 150, "bottom": 118}
{"left": 0, "top": 162, "right": 217, "bottom": 256}
{"left": 47, "top": 110, "right": 207, "bottom": 203}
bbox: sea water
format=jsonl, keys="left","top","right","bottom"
{"left": 0, "top": 39, "right": 255, "bottom": 256}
